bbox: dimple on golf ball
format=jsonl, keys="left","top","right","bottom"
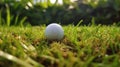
{"left": 45, "top": 23, "right": 64, "bottom": 40}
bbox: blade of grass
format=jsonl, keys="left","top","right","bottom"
{"left": 15, "top": 14, "right": 19, "bottom": 25}
{"left": 76, "top": 20, "right": 83, "bottom": 27}
{"left": 20, "top": 42, "right": 44, "bottom": 67}
{"left": 91, "top": 17, "right": 96, "bottom": 26}
{"left": 0, "top": 50, "right": 33, "bottom": 67}
{"left": 0, "top": 9, "right": 2, "bottom": 25}
{"left": 19, "top": 16, "right": 27, "bottom": 27}
{"left": 6, "top": 4, "right": 11, "bottom": 26}
{"left": 26, "top": 57, "right": 44, "bottom": 67}
{"left": 40, "top": 55, "right": 59, "bottom": 63}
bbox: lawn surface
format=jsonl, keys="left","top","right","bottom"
{"left": 0, "top": 25, "right": 120, "bottom": 67}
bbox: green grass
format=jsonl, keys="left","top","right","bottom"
{"left": 0, "top": 25, "right": 120, "bottom": 67}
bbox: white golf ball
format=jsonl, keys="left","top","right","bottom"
{"left": 45, "top": 23, "right": 64, "bottom": 40}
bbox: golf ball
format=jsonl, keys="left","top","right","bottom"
{"left": 45, "top": 23, "right": 64, "bottom": 40}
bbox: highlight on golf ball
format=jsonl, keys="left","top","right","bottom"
{"left": 45, "top": 23, "right": 64, "bottom": 40}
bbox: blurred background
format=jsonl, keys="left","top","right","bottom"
{"left": 0, "top": 0, "right": 120, "bottom": 26}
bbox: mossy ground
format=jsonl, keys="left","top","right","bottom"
{"left": 0, "top": 25, "right": 120, "bottom": 67}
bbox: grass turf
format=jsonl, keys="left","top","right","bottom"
{"left": 0, "top": 25, "right": 120, "bottom": 67}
